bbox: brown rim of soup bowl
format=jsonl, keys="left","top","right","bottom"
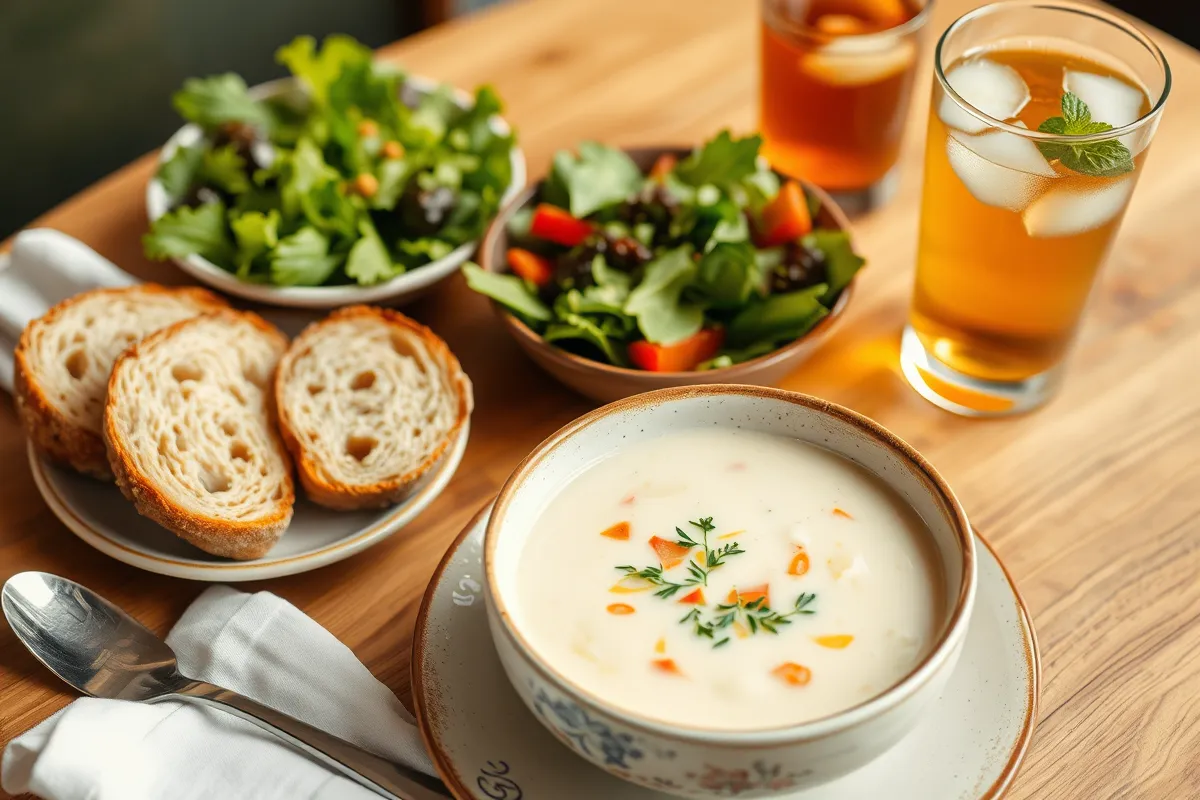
{"left": 476, "top": 147, "right": 858, "bottom": 386}
{"left": 483, "top": 384, "right": 977, "bottom": 745}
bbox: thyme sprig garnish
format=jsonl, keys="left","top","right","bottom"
{"left": 614, "top": 516, "right": 816, "bottom": 647}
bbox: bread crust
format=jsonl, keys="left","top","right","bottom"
{"left": 14, "top": 285, "right": 227, "bottom": 478}
{"left": 102, "top": 310, "right": 295, "bottom": 560}
{"left": 275, "top": 305, "right": 472, "bottom": 511}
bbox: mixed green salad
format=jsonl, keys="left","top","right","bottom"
{"left": 144, "top": 35, "right": 515, "bottom": 287}
{"left": 464, "top": 132, "right": 865, "bottom": 372}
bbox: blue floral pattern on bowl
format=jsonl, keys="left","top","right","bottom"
{"left": 530, "top": 684, "right": 645, "bottom": 769}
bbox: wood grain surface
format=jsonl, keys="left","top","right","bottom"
{"left": 3, "top": 1, "right": 1199, "bottom": 798}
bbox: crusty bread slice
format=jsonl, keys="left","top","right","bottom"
{"left": 103, "top": 310, "right": 294, "bottom": 560}
{"left": 15, "top": 284, "right": 227, "bottom": 478}
{"left": 275, "top": 306, "right": 472, "bottom": 510}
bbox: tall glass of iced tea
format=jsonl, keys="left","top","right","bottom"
{"left": 903, "top": 1, "right": 1170, "bottom": 416}
{"left": 760, "top": 0, "right": 931, "bottom": 212}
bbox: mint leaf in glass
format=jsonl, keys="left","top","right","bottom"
{"left": 1037, "top": 92, "right": 1134, "bottom": 178}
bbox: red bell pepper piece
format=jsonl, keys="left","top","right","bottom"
{"left": 627, "top": 328, "right": 725, "bottom": 373}
{"left": 529, "top": 204, "right": 594, "bottom": 247}
{"left": 648, "top": 153, "right": 678, "bottom": 182}
{"left": 756, "top": 180, "right": 813, "bottom": 247}
{"left": 506, "top": 248, "right": 554, "bottom": 286}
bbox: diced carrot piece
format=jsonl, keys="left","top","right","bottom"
{"left": 788, "top": 547, "right": 811, "bottom": 577}
{"left": 652, "top": 658, "right": 685, "bottom": 677}
{"left": 756, "top": 180, "right": 813, "bottom": 247}
{"left": 607, "top": 603, "right": 636, "bottom": 615}
{"left": 727, "top": 584, "right": 771, "bottom": 606}
{"left": 814, "top": 634, "right": 855, "bottom": 649}
{"left": 773, "top": 662, "right": 812, "bottom": 686}
{"left": 678, "top": 588, "right": 706, "bottom": 605}
{"left": 654, "top": 637, "right": 667, "bottom": 654}
{"left": 610, "top": 575, "right": 655, "bottom": 593}
{"left": 530, "top": 203, "right": 594, "bottom": 247}
{"left": 649, "top": 536, "right": 692, "bottom": 570}
{"left": 833, "top": 507, "right": 854, "bottom": 520}
{"left": 648, "top": 153, "right": 678, "bottom": 182}
{"left": 601, "top": 521, "right": 631, "bottom": 540}
{"left": 717, "top": 529, "right": 744, "bottom": 540}
{"left": 506, "top": 248, "right": 554, "bottom": 287}
{"left": 627, "top": 328, "right": 725, "bottom": 373}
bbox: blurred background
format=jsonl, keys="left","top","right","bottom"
{"left": 0, "top": 0, "right": 1190, "bottom": 238}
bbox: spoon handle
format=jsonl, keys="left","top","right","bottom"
{"left": 167, "top": 681, "right": 451, "bottom": 800}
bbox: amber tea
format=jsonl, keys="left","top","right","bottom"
{"left": 760, "top": 0, "right": 926, "bottom": 199}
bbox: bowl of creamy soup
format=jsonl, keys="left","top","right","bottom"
{"left": 484, "top": 385, "right": 976, "bottom": 797}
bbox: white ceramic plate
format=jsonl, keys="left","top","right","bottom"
{"left": 413, "top": 505, "right": 1040, "bottom": 800}
{"left": 28, "top": 422, "right": 467, "bottom": 582}
{"left": 146, "top": 75, "right": 527, "bottom": 309}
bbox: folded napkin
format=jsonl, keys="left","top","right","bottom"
{"left": 0, "top": 228, "right": 138, "bottom": 393}
{"left": 2, "top": 586, "right": 437, "bottom": 800}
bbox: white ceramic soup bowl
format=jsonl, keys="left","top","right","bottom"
{"left": 484, "top": 385, "right": 976, "bottom": 798}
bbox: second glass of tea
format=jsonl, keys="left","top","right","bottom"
{"left": 760, "top": 0, "right": 931, "bottom": 212}
{"left": 903, "top": 0, "right": 1171, "bottom": 416}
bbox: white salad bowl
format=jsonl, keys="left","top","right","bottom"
{"left": 484, "top": 385, "right": 977, "bottom": 798}
{"left": 146, "top": 75, "right": 526, "bottom": 309}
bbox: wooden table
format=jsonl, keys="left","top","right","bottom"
{"left": 2, "top": 0, "right": 1199, "bottom": 797}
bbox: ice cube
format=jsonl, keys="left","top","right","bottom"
{"left": 1064, "top": 69, "right": 1148, "bottom": 154}
{"left": 946, "top": 134, "right": 1050, "bottom": 212}
{"left": 938, "top": 59, "right": 1031, "bottom": 134}
{"left": 1022, "top": 177, "right": 1135, "bottom": 237}
{"left": 801, "top": 36, "right": 916, "bottom": 86}
{"left": 949, "top": 128, "right": 1059, "bottom": 178}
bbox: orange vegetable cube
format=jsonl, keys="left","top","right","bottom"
{"left": 606, "top": 603, "right": 636, "bottom": 615}
{"left": 773, "top": 662, "right": 812, "bottom": 686}
{"left": 788, "top": 547, "right": 811, "bottom": 577}
{"left": 814, "top": 634, "right": 855, "bottom": 649}
{"left": 727, "top": 584, "right": 771, "bottom": 607}
{"left": 601, "top": 522, "right": 631, "bottom": 540}
{"left": 678, "top": 588, "right": 706, "bottom": 605}
{"left": 649, "top": 536, "right": 692, "bottom": 570}
{"left": 652, "top": 658, "right": 685, "bottom": 677}
{"left": 833, "top": 507, "right": 854, "bottom": 520}
{"left": 654, "top": 637, "right": 667, "bottom": 654}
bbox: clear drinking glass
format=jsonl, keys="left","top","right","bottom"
{"left": 902, "top": 0, "right": 1171, "bottom": 416}
{"left": 759, "top": 0, "right": 932, "bottom": 213}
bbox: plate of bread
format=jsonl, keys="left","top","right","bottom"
{"left": 15, "top": 286, "right": 472, "bottom": 581}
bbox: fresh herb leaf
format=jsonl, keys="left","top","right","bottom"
{"left": 229, "top": 209, "right": 280, "bottom": 277}
{"left": 545, "top": 142, "right": 644, "bottom": 218}
{"left": 624, "top": 246, "right": 705, "bottom": 344}
{"left": 1037, "top": 92, "right": 1134, "bottom": 177}
{"left": 269, "top": 226, "right": 343, "bottom": 286}
{"left": 462, "top": 263, "right": 552, "bottom": 321}
{"left": 674, "top": 130, "right": 763, "bottom": 189}
{"left": 726, "top": 283, "right": 829, "bottom": 348}
{"left": 172, "top": 74, "right": 273, "bottom": 132}
{"left": 803, "top": 229, "right": 865, "bottom": 305}
{"left": 143, "top": 201, "right": 235, "bottom": 267}
{"left": 694, "top": 242, "right": 761, "bottom": 307}
{"left": 544, "top": 312, "right": 628, "bottom": 366}
{"left": 345, "top": 217, "right": 398, "bottom": 284}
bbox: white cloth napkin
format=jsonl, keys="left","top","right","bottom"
{"left": 0, "top": 228, "right": 137, "bottom": 393}
{"left": 1, "top": 586, "right": 437, "bottom": 800}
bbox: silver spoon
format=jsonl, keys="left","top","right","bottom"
{"left": 2, "top": 571, "right": 450, "bottom": 800}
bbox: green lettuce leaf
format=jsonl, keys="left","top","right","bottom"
{"left": 281, "top": 138, "right": 340, "bottom": 219}
{"left": 463, "top": 263, "right": 552, "bottom": 322}
{"left": 143, "top": 201, "right": 234, "bottom": 267}
{"left": 694, "top": 242, "right": 760, "bottom": 307}
{"left": 156, "top": 145, "right": 204, "bottom": 203}
{"left": 172, "top": 74, "right": 273, "bottom": 131}
{"left": 546, "top": 142, "right": 643, "bottom": 218}
{"left": 395, "top": 237, "right": 454, "bottom": 267}
{"left": 276, "top": 35, "right": 375, "bottom": 106}
{"left": 727, "top": 284, "right": 828, "bottom": 348}
{"left": 345, "top": 218, "right": 398, "bottom": 284}
{"left": 803, "top": 230, "right": 865, "bottom": 304}
{"left": 675, "top": 130, "right": 762, "bottom": 189}
{"left": 229, "top": 209, "right": 280, "bottom": 277}
{"left": 202, "top": 145, "right": 251, "bottom": 195}
{"left": 269, "top": 227, "right": 343, "bottom": 286}
{"left": 624, "top": 246, "right": 705, "bottom": 344}
{"left": 544, "top": 312, "right": 627, "bottom": 366}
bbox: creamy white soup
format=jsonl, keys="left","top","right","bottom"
{"left": 514, "top": 428, "right": 944, "bottom": 730}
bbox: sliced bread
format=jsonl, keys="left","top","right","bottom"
{"left": 15, "top": 284, "right": 227, "bottom": 477}
{"left": 275, "top": 306, "right": 472, "bottom": 510}
{"left": 103, "top": 310, "right": 294, "bottom": 560}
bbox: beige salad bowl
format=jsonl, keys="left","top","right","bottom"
{"left": 483, "top": 385, "right": 977, "bottom": 798}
